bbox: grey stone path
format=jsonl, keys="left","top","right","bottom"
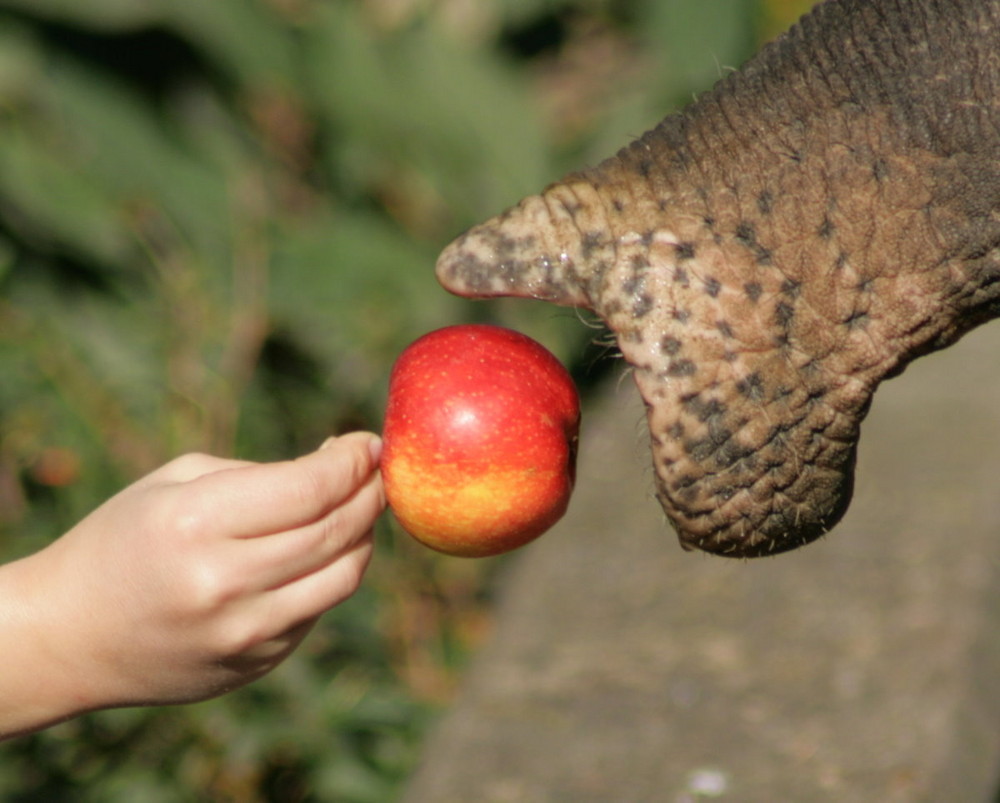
{"left": 403, "top": 324, "right": 1000, "bottom": 803}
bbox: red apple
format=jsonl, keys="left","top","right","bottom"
{"left": 381, "top": 324, "right": 580, "bottom": 557}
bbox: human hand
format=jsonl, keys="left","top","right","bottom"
{"left": 0, "top": 432, "right": 384, "bottom": 738}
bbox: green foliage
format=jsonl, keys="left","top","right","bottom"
{"left": 0, "top": 0, "right": 775, "bottom": 798}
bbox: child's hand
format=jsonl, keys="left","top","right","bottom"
{"left": 0, "top": 432, "right": 384, "bottom": 738}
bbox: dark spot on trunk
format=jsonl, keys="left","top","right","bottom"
{"left": 753, "top": 244, "right": 773, "bottom": 265}
{"left": 735, "top": 221, "right": 756, "bottom": 245}
{"left": 667, "top": 358, "right": 697, "bottom": 377}
{"left": 775, "top": 300, "right": 795, "bottom": 328}
{"left": 660, "top": 335, "right": 683, "bottom": 355}
{"left": 736, "top": 372, "right": 765, "bottom": 401}
{"left": 682, "top": 393, "right": 727, "bottom": 425}
{"left": 633, "top": 294, "right": 654, "bottom": 317}
{"left": 559, "top": 197, "right": 582, "bottom": 218}
{"left": 581, "top": 231, "right": 604, "bottom": 258}
{"left": 676, "top": 241, "right": 696, "bottom": 260}
{"left": 715, "top": 438, "right": 756, "bottom": 469}
{"left": 603, "top": 298, "right": 624, "bottom": 316}
{"left": 685, "top": 437, "right": 718, "bottom": 462}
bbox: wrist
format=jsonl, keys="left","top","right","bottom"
{"left": 0, "top": 549, "right": 104, "bottom": 739}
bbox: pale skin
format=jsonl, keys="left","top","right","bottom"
{"left": 0, "top": 431, "right": 385, "bottom": 741}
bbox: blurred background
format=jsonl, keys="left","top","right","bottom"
{"left": 0, "top": 0, "right": 809, "bottom": 799}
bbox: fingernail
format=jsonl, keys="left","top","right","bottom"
{"left": 368, "top": 435, "right": 383, "bottom": 464}
{"left": 319, "top": 436, "right": 337, "bottom": 451}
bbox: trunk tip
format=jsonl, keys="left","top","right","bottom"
{"left": 435, "top": 195, "right": 591, "bottom": 308}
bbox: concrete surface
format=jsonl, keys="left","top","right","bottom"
{"left": 403, "top": 322, "right": 1000, "bottom": 803}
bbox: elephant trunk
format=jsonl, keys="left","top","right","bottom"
{"left": 436, "top": 0, "right": 1000, "bottom": 557}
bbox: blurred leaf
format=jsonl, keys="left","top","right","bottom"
{"left": 0, "top": 124, "right": 134, "bottom": 268}
{"left": 41, "top": 58, "right": 235, "bottom": 268}
{"left": 164, "top": 0, "right": 298, "bottom": 88}
{"left": 0, "top": 236, "right": 13, "bottom": 283}
{"left": 0, "top": 15, "right": 44, "bottom": 100}
{"left": 270, "top": 208, "right": 459, "bottom": 371}
{"left": 305, "top": 4, "right": 553, "bottom": 224}
{"left": 641, "top": 0, "right": 761, "bottom": 101}
{"left": 0, "top": 0, "right": 158, "bottom": 29}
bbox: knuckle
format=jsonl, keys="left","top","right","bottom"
{"left": 181, "top": 559, "right": 243, "bottom": 616}
{"left": 343, "top": 442, "right": 370, "bottom": 486}
{"left": 304, "top": 508, "right": 349, "bottom": 560}
{"left": 168, "top": 488, "right": 214, "bottom": 545}
{"left": 306, "top": 439, "right": 371, "bottom": 497}
{"left": 291, "top": 460, "right": 331, "bottom": 511}
{"left": 150, "top": 470, "right": 219, "bottom": 545}
{"left": 164, "top": 452, "right": 217, "bottom": 480}
{"left": 212, "top": 616, "right": 269, "bottom": 658}
{"left": 312, "top": 486, "right": 376, "bottom": 554}
{"left": 335, "top": 542, "right": 373, "bottom": 602}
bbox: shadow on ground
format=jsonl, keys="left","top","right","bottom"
{"left": 404, "top": 323, "right": 1000, "bottom": 802}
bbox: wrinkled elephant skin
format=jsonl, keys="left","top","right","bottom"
{"left": 436, "top": 0, "right": 1000, "bottom": 557}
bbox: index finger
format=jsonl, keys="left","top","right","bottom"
{"left": 181, "top": 432, "right": 383, "bottom": 538}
